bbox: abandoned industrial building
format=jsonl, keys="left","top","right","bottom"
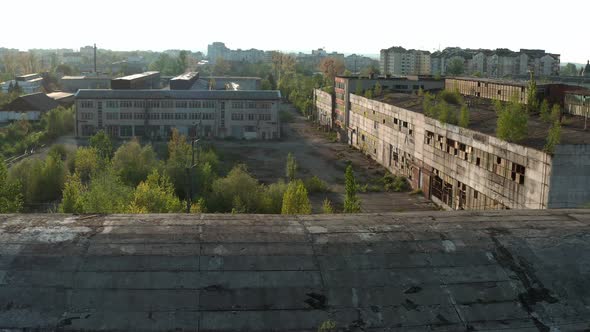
{"left": 75, "top": 89, "right": 281, "bottom": 140}
{"left": 316, "top": 75, "right": 590, "bottom": 210}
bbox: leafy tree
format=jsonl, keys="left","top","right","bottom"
{"left": 74, "top": 147, "right": 100, "bottom": 182}
{"left": 526, "top": 75, "right": 539, "bottom": 113}
{"left": 89, "top": 130, "right": 113, "bottom": 160}
{"left": 59, "top": 173, "right": 84, "bottom": 213}
{"left": 213, "top": 57, "right": 231, "bottom": 75}
{"left": 322, "top": 198, "right": 334, "bottom": 214}
{"left": 496, "top": 98, "right": 528, "bottom": 142}
{"left": 165, "top": 128, "right": 191, "bottom": 196}
{"left": 437, "top": 100, "right": 457, "bottom": 125}
{"left": 281, "top": 179, "right": 311, "bottom": 214}
{"left": 364, "top": 89, "right": 373, "bottom": 99}
{"left": 9, "top": 154, "right": 66, "bottom": 207}
{"left": 0, "top": 158, "right": 23, "bottom": 212}
{"left": 446, "top": 58, "right": 464, "bottom": 76}
{"left": 42, "top": 106, "right": 75, "bottom": 139}
{"left": 423, "top": 92, "right": 436, "bottom": 117}
{"left": 319, "top": 57, "right": 345, "bottom": 85}
{"left": 112, "top": 139, "right": 159, "bottom": 186}
{"left": 550, "top": 104, "right": 561, "bottom": 123}
{"left": 539, "top": 99, "right": 551, "bottom": 122}
{"left": 128, "top": 170, "right": 182, "bottom": 213}
{"left": 286, "top": 152, "right": 297, "bottom": 181}
{"left": 561, "top": 63, "right": 578, "bottom": 76}
{"left": 459, "top": 104, "right": 470, "bottom": 128}
{"left": 78, "top": 167, "right": 133, "bottom": 213}
{"left": 343, "top": 69, "right": 352, "bottom": 76}
{"left": 355, "top": 82, "right": 362, "bottom": 95}
{"left": 260, "top": 180, "right": 288, "bottom": 214}
{"left": 544, "top": 121, "right": 561, "bottom": 154}
{"left": 343, "top": 164, "right": 361, "bottom": 213}
{"left": 373, "top": 82, "right": 382, "bottom": 97}
{"left": 210, "top": 164, "right": 262, "bottom": 213}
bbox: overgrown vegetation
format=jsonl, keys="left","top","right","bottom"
{"left": 0, "top": 106, "right": 74, "bottom": 157}
{"left": 496, "top": 97, "right": 529, "bottom": 142}
{"left": 343, "top": 164, "right": 361, "bottom": 213}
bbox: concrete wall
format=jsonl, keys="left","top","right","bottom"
{"left": 348, "top": 93, "right": 553, "bottom": 210}
{"left": 446, "top": 78, "right": 529, "bottom": 104}
{"left": 313, "top": 89, "right": 333, "bottom": 128}
{"left": 547, "top": 145, "right": 590, "bottom": 208}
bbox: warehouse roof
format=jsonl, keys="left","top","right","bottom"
{"left": 75, "top": 89, "right": 281, "bottom": 100}
{"left": 0, "top": 210, "right": 589, "bottom": 330}
{"left": 0, "top": 92, "right": 59, "bottom": 112}
{"left": 112, "top": 71, "right": 159, "bottom": 81}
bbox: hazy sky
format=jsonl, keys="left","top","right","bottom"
{"left": 3, "top": 0, "right": 589, "bottom": 63}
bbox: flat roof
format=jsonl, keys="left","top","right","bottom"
{"left": 170, "top": 72, "right": 199, "bottom": 81}
{"left": 16, "top": 73, "right": 40, "bottom": 79}
{"left": 447, "top": 76, "right": 549, "bottom": 87}
{"left": 0, "top": 210, "right": 589, "bottom": 330}
{"left": 372, "top": 92, "right": 590, "bottom": 149}
{"left": 202, "top": 76, "right": 262, "bottom": 80}
{"left": 566, "top": 89, "right": 590, "bottom": 96}
{"left": 112, "top": 71, "right": 160, "bottom": 81}
{"left": 75, "top": 89, "right": 281, "bottom": 100}
{"left": 47, "top": 91, "right": 74, "bottom": 100}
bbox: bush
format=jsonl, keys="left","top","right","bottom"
{"left": 281, "top": 179, "right": 312, "bottom": 214}
{"left": 381, "top": 173, "right": 409, "bottom": 192}
{"left": 438, "top": 89, "right": 463, "bottom": 105}
{"left": 303, "top": 176, "right": 330, "bottom": 193}
{"left": 496, "top": 98, "right": 528, "bottom": 142}
{"left": 322, "top": 198, "right": 334, "bottom": 214}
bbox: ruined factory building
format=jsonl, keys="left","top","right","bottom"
{"left": 0, "top": 211, "right": 589, "bottom": 330}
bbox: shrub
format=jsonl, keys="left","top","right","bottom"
{"left": 322, "top": 198, "right": 334, "bottom": 214}
{"left": 304, "top": 176, "right": 330, "bottom": 193}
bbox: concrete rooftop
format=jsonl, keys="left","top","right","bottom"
{"left": 0, "top": 211, "right": 589, "bottom": 331}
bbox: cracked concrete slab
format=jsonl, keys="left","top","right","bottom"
{"left": 0, "top": 211, "right": 589, "bottom": 331}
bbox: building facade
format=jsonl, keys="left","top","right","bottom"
{"left": 380, "top": 47, "right": 431, "bottom": 76}
{"left": 347, "top": 93, "right": 590, "bottom": 210}
{"left": 564, "top": 90, "right": 590, "bottom": 117}
{"left": 313, "top": 89, "right": 333, "bottom": 128}
{"left": 0, "top": 73, "right": 43, "bottom": 94}
{"left": 445, "top": 77, "right": 546, "bottom": 104}
{"left": 75, "top": 90, "right": 281, "bottom": 140}
{"left": 333, "top": 76, "right": 445, "bottom": 130}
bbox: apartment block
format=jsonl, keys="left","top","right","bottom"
{"left": 380, "top": 47, "right": 431, "bottom": 76}
{"left": 347, "top": 93, "right": 590, "bottom": 209}
{"left": 75, "top": 90, "right": 281, "bottom": 140}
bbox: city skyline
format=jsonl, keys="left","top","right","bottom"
{"left": 1, "top": 0, "right": 588, "bottom": 64}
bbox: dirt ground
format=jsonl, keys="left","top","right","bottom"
{"left": 212, "top": 103, "right": 437, "bottom": 213}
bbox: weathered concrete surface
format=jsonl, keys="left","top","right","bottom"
{"left": 0, "top": 211, "right": 589, "bottom": 331}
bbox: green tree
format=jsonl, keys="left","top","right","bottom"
{"left": 0, "top": 158, "right": 23, "bottom": 212}
{"left": 112, "top": 139, "right": 159, "bottom": 186}
{"left": 355, "top": 82, "right": 362, "bottom": 95}
{"left": 550, "top": 104, "right": 561, "bottom": 123}
{"left": 59, "top": 173, "right": 84, "bottom": 213}
{"left": 260, "top": 180, "right": 288, "bottom": 214}
{"left": 496, "top": 98, "right": 528, "bottom": 142}
{"left": 9, "top": 154, "right": 66, "bottom": 207}
{"left": 319, "top": 57, "right": 345, "bottom": 85}
{"left": 561, "top": 63, "right": 578, "bottom": 76}
{"left": 78, "top": 167, "right": 133, "bottom": 213}
{"left": 281, "top": 179, "right": 312, "bottom": 214}
{"left": 343, "top": 164, "right": 361, "bottom": 213}
{"left": 165, "top": 128, "right": 191, "bottom": 196}
{"left": 42, "top": 106, "right": 75, "bottom": 139}
{"left": 213, "top": 57, "right": 231, "bottom": 75}
{"left": 128, "top": 170, "right": 183, "bottom": 213}
{"left": 74, "top": 147, "right": 100, "bottom": 182}
{"left": 544, "top": 121, "right": 561, "bottom": 154}
{"left": 459, "top": 104, "right": 470, "bottom": 128}
{"left": 364, "top": 89, "right": 373, "bottom": 99}
{"left": 210, "top": 164, "right": 262, "bottom": 213}
{"left": 437, "top": 100, "right": 457, "bottom": 124}
{"left": 526, "top": 75, "right": 539, "bottom": 113}
{"left": 539, "top": 99, "right": 551, "bottom": 122}
{"left": 89, "top": 130, "right": 113, "bottom": 160}
{"left": 322, "top": 198, "right": 334, "bottom": 214}
{"left": 446, "top": 58, "right": 464, "bottom": 76}
{"left": 423, "top": 92, "right": 436, "bottom": 117}
{"left": 286, "top": 152, "right": 297, "bottom": 181}
{"left": 373, "top": 82, "right": 382, "bottom": 97}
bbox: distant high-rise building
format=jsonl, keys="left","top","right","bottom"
{"left": 379, "top": 47, "right": 431, "bottom": 76}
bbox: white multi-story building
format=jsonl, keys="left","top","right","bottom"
{"left": 75, "top": 90, "right": 281, "bottom": 140}
{"left": 380, "top": 46, "right": 431, "bottom": 76}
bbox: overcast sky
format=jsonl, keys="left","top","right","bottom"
{"left": 3, "top": 0, "right": 588, "bottom": 64}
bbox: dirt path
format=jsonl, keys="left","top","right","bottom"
{"left": 213, "top": 103, "right": 436, "bottom": 213}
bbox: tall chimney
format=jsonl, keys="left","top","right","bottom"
{"left": 94, "top": 43, "right": 97, "bottom": 74}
